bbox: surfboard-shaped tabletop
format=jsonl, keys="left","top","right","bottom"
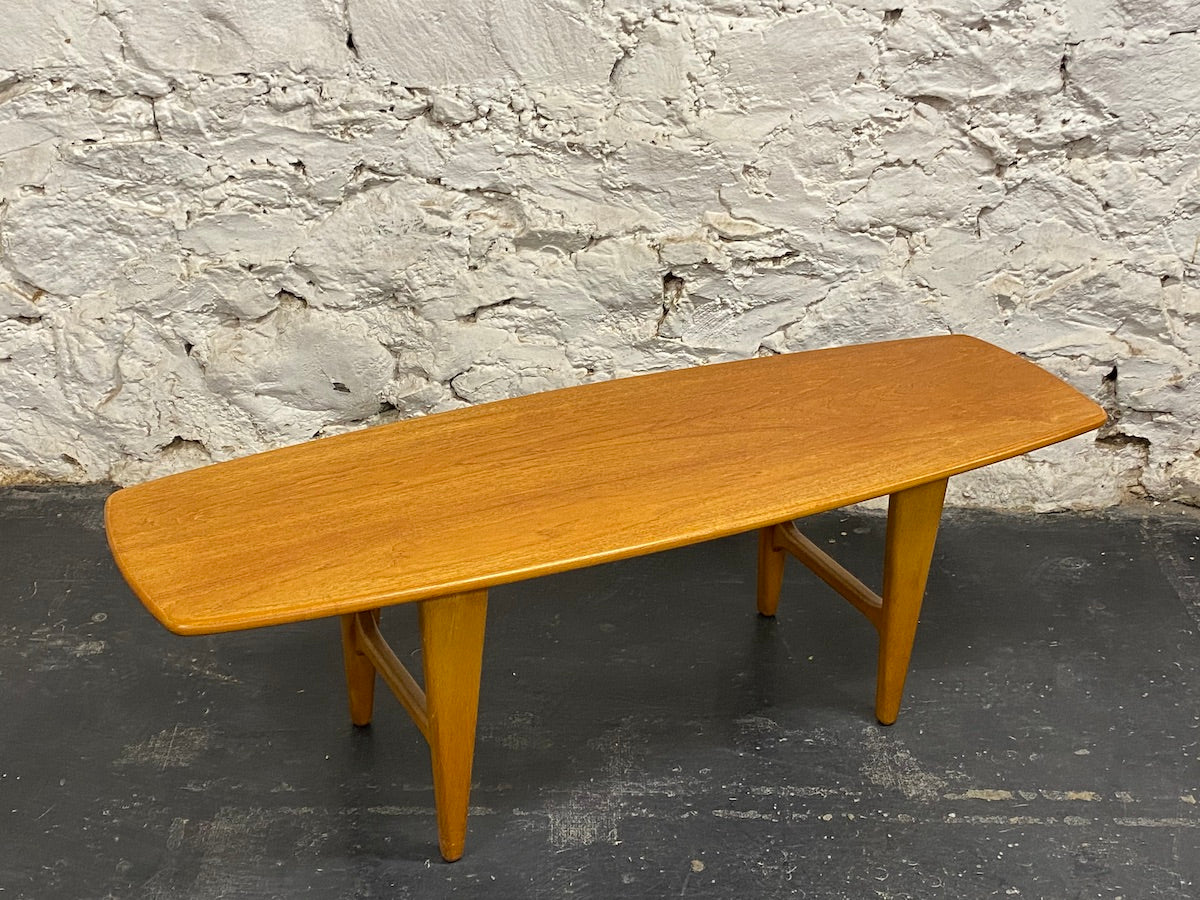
{"left": 105, "top": 335, "right": 1106, "bottom": 635}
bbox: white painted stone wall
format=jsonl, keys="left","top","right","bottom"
{"left": 1, "top": 0, "right": 1198, "bottom": 510}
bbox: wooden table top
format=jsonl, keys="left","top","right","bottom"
{"left": 105, "top": 335, "right": 1107, "bottom": 635}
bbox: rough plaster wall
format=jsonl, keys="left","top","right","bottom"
{"left": 0, "top": 0, "right": 1198, "bottom": 510}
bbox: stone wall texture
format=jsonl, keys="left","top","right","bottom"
{"left": 1, "top": 0, "right": 1198, "bottom": 510}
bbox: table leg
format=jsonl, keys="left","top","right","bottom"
{"left": 876, "top": 478, "right": 947, "bottom": 725}
{"left": 756, "top": 525, "right": 787, "bottom": 616}
{"left": 420, "top": 589, "right": 488, "bottom": 862}
{"left": 340, "top": 609, "right": 379, "bottom": 726}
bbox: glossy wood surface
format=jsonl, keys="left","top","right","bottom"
{"left": 875, "top": 477, "right": 948, "bottom": 725}
{"left": 758, "top": 478, "right": 948, "bottom": 725}
{"left": 340, "top": 609, "right": 379, "bottom": 727}
{"left": 770, "top": 520, "right": 882, "bottom": 625}
{"left": 420, "top": 590, "right": 488, "bottom": 862}
{"left": 105, "top": 335, "right": 1106, "bottom": 635}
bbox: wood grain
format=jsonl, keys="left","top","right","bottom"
{"left": 105, "top": 335, "right": 1107, "bottom": 635}
{"left": 420, "top": 589, "right": 488, "bottom": 863}
{"left": 771, "top": 520, "right": 883, "bottom": 625}
{"left": 875, "top": 477, "right": 948, "bottom": 725}
{"left": 340, "top": 609, "right": 379, "bottom": 726}
{"left": 756, "top": 526, "right": 786, "bottom": 617}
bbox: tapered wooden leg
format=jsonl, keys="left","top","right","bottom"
{"left": 419, "top": 589, "right": 488, "bottom": 863}
{"left": 876, "top": 478, "right": 948, "bottom": 725}
{"left": 757, "top": 525, "right": 787, "bottom": 616}
{"left": 340, "top": 609, "right": 380, "bottom": 726}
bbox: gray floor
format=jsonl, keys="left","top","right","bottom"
{"left": 2, "top": 484, "right": 1198, "bottom": 899}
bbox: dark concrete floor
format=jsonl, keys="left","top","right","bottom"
{"left": 1, "top": 484, "right": 1198, "bottom": 899}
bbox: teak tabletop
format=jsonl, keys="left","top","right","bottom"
{"left": 105, "top": 335, "right": 1107, "bottom": 636}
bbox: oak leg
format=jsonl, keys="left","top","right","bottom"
{"left": 420, "top": 589, "right": 488, "bottom": 863}
{"left": 756, "top": 525, "right": 786, "bottom": 616}
{"left": 876, "top": 478, "right": 947, "bottom": 725}
{"left": 340, "top": 609, "right": 380, "bottom": 726}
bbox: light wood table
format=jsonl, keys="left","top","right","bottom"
{"left": 105, "top": 335, "right": 1107, "bottom": 860}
